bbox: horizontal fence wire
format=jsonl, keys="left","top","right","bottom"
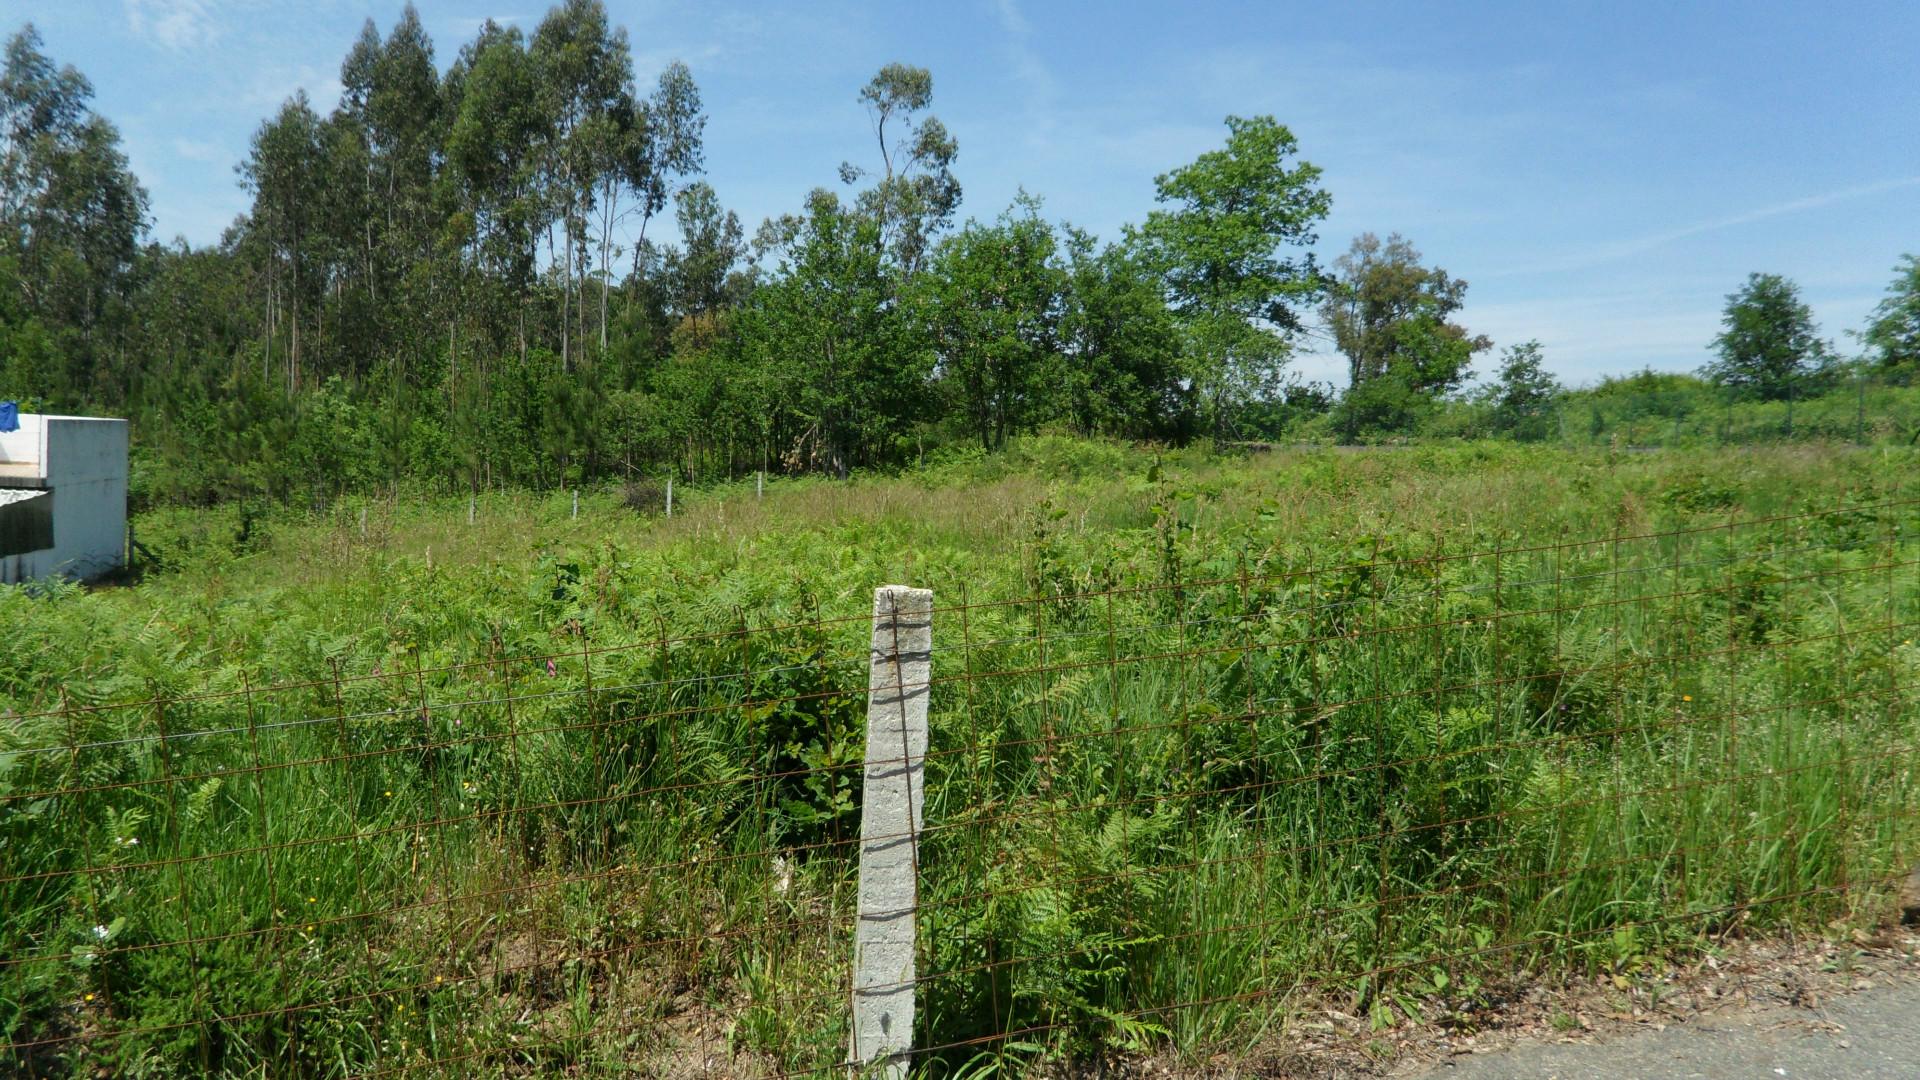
{"left": 2, "top": 499, "right": 1915, "bottom": 1077}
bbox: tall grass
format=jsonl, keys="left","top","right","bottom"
{"left": 2, "top": 441, "right": 1916, "bottom": 1076}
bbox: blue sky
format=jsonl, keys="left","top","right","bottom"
{"left": 20, "top": 0, "right": 1920, "bottom": 387}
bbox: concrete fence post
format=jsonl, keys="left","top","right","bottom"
{"left": 852, "top": 585, "right": 932, "bottom": 1079}
{"left": 665, "top": 476, "right": 674, "bottom": 518}
{"left": 571, "top": 489, "right": 579, "bottom": 520}
{"left": 757, "top": 469, "right": 764, "bottom": 500}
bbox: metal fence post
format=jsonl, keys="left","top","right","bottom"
{"left": 852, "top": 585, "right": 932, "bottom": 1078}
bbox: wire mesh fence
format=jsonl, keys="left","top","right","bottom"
{"left": 4, "top": 498, "right": 1918, "bottom": 1077}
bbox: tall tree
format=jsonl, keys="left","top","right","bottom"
{"left": 1703, "top": 272, "right": 1829, "bottom": 402}
{"left": 839, "top": 63, "right": 959, "bottom": 278}
{"left": 0, "top": 24, "right": 147, "bottom": 399}
{"left": 531, "top": 0, "right": 635, "bottom": 368}
{"left": 1324, "top": 232, "right": 1488, "bottom": 437}
{"left": 1057, "top": 226, "right": 1188, "bottom": 439}
{"left": 1862, "top": 254, "right": 1920, "bottom": 380}
{"left": 1480, "top": 339, "right": 1561, "bottom": 441}
{"left": 920, "top": 196, "right": 1062, "bottom": 449}
{"left": 239, "top": 93, "right": 325, "bottom": 394}
{"left": 663, "top": 180, "right": 746, "bottom": 322}
{"left": 1131, "top": 115, "right": 1331, "bottom": 435}
{"left": 443, "top": 21, "right": 543, "bottom": 354}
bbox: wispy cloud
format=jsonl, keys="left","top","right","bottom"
{"left": 124, "top": 0, "right": 224, "bottom": 52}
{"left": 170, "top": 137, "right": 227, "bottom": 162}
{"left": 240, "top": 62, "right": 343, "bottom": 114}
{"left": 443, "top": 15, "right": 527, "bottom": 40}
{"left": 1500, "top": 176, "right": 1920, "bottom": 276}
{"left": 991, "top": 0, "right": 1057, "bottom": 152}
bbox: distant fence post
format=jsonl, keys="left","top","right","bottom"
{"left": 665, "top": 475, "right": 674, "bottom": 518}
{"left": 852, "top": 585, "right": 932, "bottom": 1079}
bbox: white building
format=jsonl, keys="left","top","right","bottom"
{"left": 0, "top": 413, "right": 130, "bottom": 584}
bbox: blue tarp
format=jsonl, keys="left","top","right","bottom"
{"left": 0, "top": 401, "right": 17, "bottom": 433}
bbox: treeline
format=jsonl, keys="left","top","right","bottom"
{"left": 3, "top": 4, "right": 1918, "bottom": 507}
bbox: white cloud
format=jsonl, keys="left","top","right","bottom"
{"left": 1497, "top": 176, "right": 1920, "bottom": 277}
{"left": 170, "top": 137, "right": 227, "bottom": 162}
{"left": 125, "top": 0, "right": 224, "bottom": 52}
{"left": 443, "top": 15, "right": 527, "bottom": 40}
{"left": 990, "top": 0, "right": 1056, "bottom": 152}
{"left": 241, "top": 62, "right": 343, "bottom": 113}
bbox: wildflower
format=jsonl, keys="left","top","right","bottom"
{"left": 385, "top": 790, "right": 393, "bottom": 797}
{"left": 84, "top": 993, "right": 95, "bottom": 1002}
{"left": 92, "top": 925, "right": 109, "bottom": 940}
{"left": 434, "top": 975, "right": 443, "bottom": 984}
{"left": 547, "top": 658, "right": 558, "bottom": 677}
{"left": 1682, "top": 695, "right": 1692, "bottom": 702}
{"left": 308, "top": 896, "right": 316, "bottom": 903}
{"left": 305, "top": 925, "right": 314, "bottom": 933}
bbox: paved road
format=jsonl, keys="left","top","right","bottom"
{"left": 1420, "top": 978, "right": 1920, "bottom": 1080}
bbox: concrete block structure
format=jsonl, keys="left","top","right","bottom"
{"left": 0, "top": 413, "right": 130, "bottom": 584}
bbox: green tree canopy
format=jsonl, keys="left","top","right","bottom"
{"left": 1324, "top": 232, "right": 1488, "bottom": 437}
{"left": 1130, "top": 115, "right": 1331, "bottom": 434}
{"left": 839, "top": 63, "right": 959, "bottom": 279}
{"left": 1480, "top": 340, "right": 1561, "bottom": 441}
{"left": 1703, "top": 272, "right": 1830, "bottom": 401}
{"left": 919, "top": 196, "right": 1063, "bottom": 449}
{"left": 1862, "top": 254, "right": 1920, "bottom": 380}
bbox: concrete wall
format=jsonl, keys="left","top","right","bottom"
{"left": 0, "top": 414, "right": 129, "bottom": 584}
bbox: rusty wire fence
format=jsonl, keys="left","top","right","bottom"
{"left": 3, "top": 499, "right": 1919, "bottom": 1077}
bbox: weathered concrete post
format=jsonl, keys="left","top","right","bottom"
{"left": 665, "top": 476, "right": 674, "bottom": 518}
{"left": 852, "top": 585, "right": 931, "bottom": 1079}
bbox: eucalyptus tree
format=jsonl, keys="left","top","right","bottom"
{"left": 336, "top": 4, "right": 442, "bottom": 328}
{"left": 530, "top": 0, "right": 636, "bottom": 368}
{"left": 607, "top": 60, "right": 706, "bottom": 344}
{"left": 0, "top": 24, "right": 147, "bottom": 400}
{"left": 443, "top": 21, "right": 544, "bottom": 357}
{"left": 663, "top": 180, "right": 747, "bottom": 323}
{"left": 239, "top": 93, "right": 326, "bottom": 394}
{"left": 838, "top": 63, "right": 960, "bottom": 278}
{"left": 1131, "top": 115, "right": 1330, "bottom": 435}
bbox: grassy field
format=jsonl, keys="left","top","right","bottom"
{"left": 4, "top": 438, "right": 1918, "bottom": 1077}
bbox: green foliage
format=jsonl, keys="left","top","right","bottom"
{"left": 4, "top": 441, "right": 1916, "bottom": 1075}
{"left": 1862, "top": 253, "right": 1920, "bottom": 380}
{"left": 1325, "top": 232, "right": 1490, "bottom": 439}
{"left": 919, "top": 197, "right": 1065, "bottom": 449}
{"left": 1131, "top": 115, "right": 1332, "bottom": 434}
{"left": 1481, "top": 340, "right": 1561, "bottom": 441}
{"left": 1703, "top": 272, "right": 1832, "bottom": 402}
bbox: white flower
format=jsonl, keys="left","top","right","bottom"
{"left": 92, "top": 925, "right": 110, "bottom": 940}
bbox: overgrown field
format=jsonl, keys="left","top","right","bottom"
{"left": 4, "top": 439, "right": 1918, "bottom": 1077}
